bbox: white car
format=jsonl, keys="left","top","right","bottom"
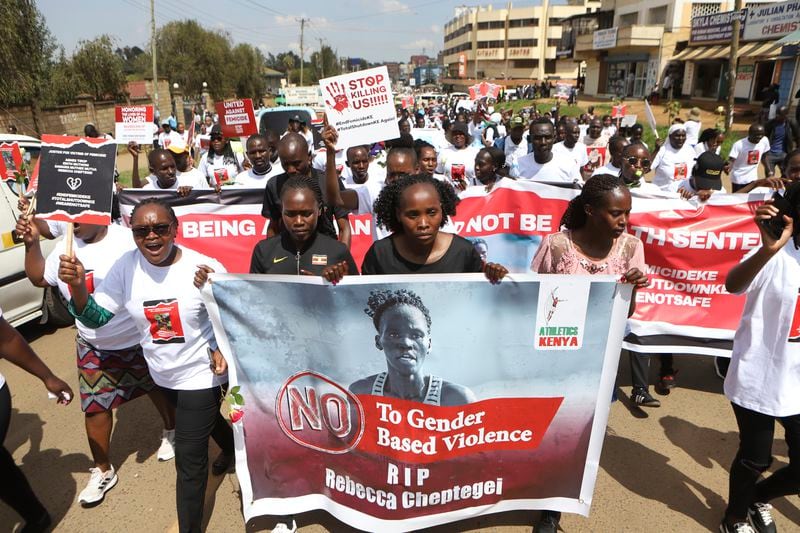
{"left": 0, "top": 134, "right": 71, "bottom": 327}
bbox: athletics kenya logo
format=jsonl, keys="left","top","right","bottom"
{"left": 276, "top": 371, "right": 365, "bottom": 454}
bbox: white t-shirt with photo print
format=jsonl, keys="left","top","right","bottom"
{"left": 44, "top": 224, "right": 141, "bottom": 350}
{"left": 725, "top": 242, "right": 800, "bottom": 416}
{"left": 92, "top": 246, "right": 225, "bottom": 390}
{"left": 651, "top": 144, "right": 696, "bottom": 192}
{"left": 728, "top": 137, "right": 771, "bottom": 185}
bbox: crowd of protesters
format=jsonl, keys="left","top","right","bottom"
{"left": 2, "top": 92, "right": 799, "bottom": 533}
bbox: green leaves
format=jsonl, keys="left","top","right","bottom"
{"left": 227, "top": 385, "right": 244, "bottom": 406}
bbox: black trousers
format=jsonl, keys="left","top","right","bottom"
{"left": 162, "top": 385, "right": 234, "bottom": 533}
{"left": 629, "top": 352, "right": 674, "bottom": 390}
{"left": 0, "top": 384, "right": 48, "bottom": 523}
{"left": 726, "top": 402, "right": 800, "bottom": 519}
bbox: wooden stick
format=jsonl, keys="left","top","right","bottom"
{"left": 23, "top": 194, "right": 36, "bottom": 217}
{"left": 65, "top": 222, "right": 74, "bottom": 258}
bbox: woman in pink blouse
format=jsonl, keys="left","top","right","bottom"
{"left": 530, "top": 173, "right": 649, "bottom": 533}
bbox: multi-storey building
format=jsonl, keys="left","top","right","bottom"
{"left": 442, "top": 1, "right": 601, "bottom": 86}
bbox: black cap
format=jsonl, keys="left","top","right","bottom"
{"left": 209, "top": 124, "right": 223, "bottom": 137}
{"left": 693, "top": 151, "right": 725, "bottom": 191}
{"left": 289, "top": 114, "right": 304, "bottom": 123}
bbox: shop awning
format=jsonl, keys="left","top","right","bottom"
{"left": 778, "top": 29, "right": 800, "bottom": 44}
{"left": 746, "top": 41, "right": 783, "bottom": 58}
{"left": 691, "top": 45, "right": 728, "bottom": 60}
{"left": 673, "top": 47, "right": 708, "bottom": 60}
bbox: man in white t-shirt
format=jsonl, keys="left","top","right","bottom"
{"left": 591, "top": 135, "right": 629, "bottom": 178}
{"left": 581, "top": 118, "right": 610, "bottom": 172}
{"left": 496, "top": 116, "right": 529, "bottom": 178}
{"left": 518, "top": 118, "right": 582, "bottom": 183}
{"left": 139, "top": 150, "right": 208, "bottom": 194}
{"left": 232, "top": 134, "right": 283, "bottom": 187}
{"left": 437, "top": 122, "right": 480, "bottom": 189}
{"left": 728, "top": 123, "right": 771, "bottom": 192}
{"left": 650, "top": 123, "right": 697, "bottom": 192}
{"left": 677, "top": 151, "right": 727, "bottom": 201}
{"left": 621, "top": 143, "right": 670, "bottom": 197}
{"left": 553, "top": 119, "right": 590, "bottom": 180}
{"left": 168, "top": 141, "right": 209, "bottom": 187}
{"left": 158, "top": 121, "right": 182, "bottom": 149}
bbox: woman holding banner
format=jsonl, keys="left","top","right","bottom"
{"left": 16, "top": 216, "right": 176, "bottom": 507}
{"left": 57, "top": 198, "right": 234, "bottom": 533}
{"left": 719, "top": 182, "right": 800, "bottom": 533}
{"left": 530, "top": 174, "right": 649, "bottom": 533}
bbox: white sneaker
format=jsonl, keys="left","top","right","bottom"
{"left": 78, "top": 466, "right": 118, "bottom": 505}
{"left": 157, "top": 429, "right": 176, "bottom": 461}
{"left": 271, "top": 520, "right": 297, "bottom": 533}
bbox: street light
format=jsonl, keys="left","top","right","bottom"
{"left": 173, "top": 82, "right": 179, "bottom": 89}
{"left": 202, "top": 81, "right": 208, "bottom": 88}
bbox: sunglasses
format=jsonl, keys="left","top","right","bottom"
{"left": 210, "top": 134, "right": 224, "bottom": 141}
{"left": 131, "top": 223, "right": 173, "bottom": 239}
{"left": 626, "top": 157, "right": 651, "bottom": 167}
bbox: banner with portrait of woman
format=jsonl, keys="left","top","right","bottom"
{"left": 202, "top": 274, "right": 632, "bottom": 531}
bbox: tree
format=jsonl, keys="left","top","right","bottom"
{"left": 0, "top": 0, "right": 56, "bottom": 132}
{"left": 45, "top": 49, "right": 80, "bottom": 106}
{"left": 154, "top": 20, "right": 233, "bottom": 99}
{"left": 71, "top": 36, "right": 127, "bottom": 101}
{"left": 115, "top": 45, "right": 145, "bottom": 74}
{"left": 229, "top": 43, "right": 266, "bottom": 100}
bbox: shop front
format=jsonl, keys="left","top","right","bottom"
{"left": 602, "top": 53, "right": 651, "bottom": 98}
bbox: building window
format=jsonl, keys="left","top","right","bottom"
{"left": 514, "top": 59, "right": 539, "bottom": 68}
{"left": 509, "top": 18, "right": 538, "bottom": 27}
{"left": 489, "top": 20, "right": 505, "bottom": 29}
{"left": 691, "top": 3, "right": 721, "bottom": 18}
{"left": 477, "top": 40, "right": 504, "bottom": 49}
{"left": 545, "top": 59, "right": 557, "bottom": 74}
{"left": 649, "top": 6, "right": 668, "bottom": 24}
{"left": 549, "top": 18, "right": 562, "bottom": 26}
{"left": 477, "top": 22, "right": 489, "bottom": 30}
{"left": 619, "top": 12, "right": 638, "bottom": 26}
{"left": 508, "top": 38, "right": 537, "bottom": 47}
{"left": 547, "top": 38, "right": 560, "bottom": 47}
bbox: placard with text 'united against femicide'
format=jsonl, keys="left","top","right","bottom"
{"left": 320, "top": 66, "right": 398, "bottom": 148}
{"left": 36, "top": 135, "right": 116, "bottom": 225}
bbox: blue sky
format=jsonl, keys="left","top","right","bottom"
{"left": 37, "top": 0, "right": 489, "bottom": 63}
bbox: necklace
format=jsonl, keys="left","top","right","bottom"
{"left": 577, "top": 257, "right": 608, "bottom": 274}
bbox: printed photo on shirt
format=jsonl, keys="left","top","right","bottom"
{"left": 143, "top": 298, "right": 186, "bottom": 344}
{"left": 789, "top": 289, "right": 800, "bottom": 342}
{"left": 213, "top": 168, "right": 231, "bottom": 185}
{"left": 673, "top": 163, "right": 688, "bottom": 180}
{"left": 747, "top": 150, "right": 760, "bottom": 165}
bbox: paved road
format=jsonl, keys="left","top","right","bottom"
{"left": 2, "top": 323, "right": 798, "bottom": 532}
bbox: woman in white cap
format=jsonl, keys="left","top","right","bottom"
{"left": 436, "top": 122, "right": 480, "bottom": 190}
{"left": 650, "top": 124, "right": 697, "bottom": 193}
{"left": 684, "top": 107, "right": 702, "bottom": 147}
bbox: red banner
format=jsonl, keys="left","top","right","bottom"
{"left": 214, "top": 98, "right": 258, "bottom": 137}
{"left": 119, "top": 183, "right": 767, "bottom": 355}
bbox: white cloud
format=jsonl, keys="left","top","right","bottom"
{"left": 401, "top": 39, "right": 434, "bottom": 51}
{"left": 273, "top": 14, "right": 330, "bottom": 28}
{"left": 430, "top": 24, "right": 441, "bottom": 34}
{"left": 381, "top": 0, "right": 410, "bottom": 12}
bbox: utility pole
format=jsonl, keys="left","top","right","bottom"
{"left": 318, "top": 38, "right": 325, "bottom": 78}
{"left": 298, "top": 17, "right": 309, "bottom": 85}
{"left": 151, "top": 0, "right": 158, "bottom": 117}
{"left": 726, "top": 1, "right": 743, "bottom": 132}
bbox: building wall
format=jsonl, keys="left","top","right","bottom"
{"left": 0, "top": 79, "right": 172, "bottom": 137}
{"left": 443, "top": 1, "right": 599, "bottom": 82}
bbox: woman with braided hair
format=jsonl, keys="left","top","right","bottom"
{"left": 349, "top": 288, "right": 476, "bottom": 406}
{"left": 249, "top": 174, "right": 357, "bottom": 281}
{"left": 530, "top": 174, "right": 649, "bottom": 533}
{"left": 361, "top": 172, "right": 508, "bottom": 280}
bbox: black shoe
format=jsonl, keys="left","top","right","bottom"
{"left": 719, "top": 520, "right": 756, "bottom": 533}
{"left": 748, "top": 502, "right": 777, "bottom": 533}
{"left": 534, "top": 510, "right": 561, "bottom": 533}
{"left": 21, "top": 511, "right": 51, "bottom": 533}
{"left": 657, "top": 372, "right": 676, "bottom": 394}
{"left": 211, "top": 451, "right": 234, "bottom": 476}
{"left": 631, "top": 388, "right": 661, "bottom": 407}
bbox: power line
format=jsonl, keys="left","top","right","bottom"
{"left": 240, "top": 0, "right": 286, "bottom": 17}
{"left": 332, "top": 0, "right": 448, "bottom": 22}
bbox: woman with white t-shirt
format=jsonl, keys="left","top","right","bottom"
{"left": 198, "top": 125, "right": 244, "bottom": 186}
{"left": 17, "top": 217, "right": 176, "bottom": 507}
{"left": 0, "top": 307, "right": 73, "bottom": 532}
{"left": 436, "top": 122, "right": 479, "bottom": 190}
{"left": 720, "top": 183, "right": 800, "bottom": 533}
{"left": 58, "top": 198, "right": 234, "bottom": 533}
{"left": 650, "top": 124, "right": 697, "bottom": 192}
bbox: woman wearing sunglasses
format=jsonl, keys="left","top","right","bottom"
{"left": 620, "top": 144, "right": 664, "bottom": 196}
{"left": 198, "top": 124, "right": 245, "bottom": 187}
{"left": 58, "top": 198, "right": 234, "bottom": 533}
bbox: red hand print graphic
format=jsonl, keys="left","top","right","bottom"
{"left": 325, "top": 81, "right": 349, "bottom": 114}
